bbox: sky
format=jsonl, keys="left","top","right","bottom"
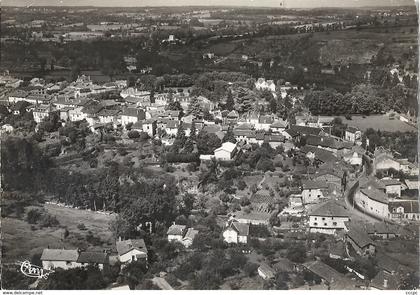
{"left": 1, "top": 0, "right": 416, "bottom": 7}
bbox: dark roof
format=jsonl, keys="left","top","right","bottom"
{"left": 370, "top": 270, "right": 399, "bottom": 290}
{"left": 309, "top": 200, "right": 349, "bottom": 217}
{"left": 97, "top": 109, "right": 120, "bottom": 117}
{"left": 231, "top": 222, "right": 249, "bottom": 236}
{"left": 41, "top": 249, "right": 79, "bottom": 262}
{"left": 346, "top": 126, "right": 360, "bottom": 133}
{"left": 166, "top": 120, "right": 180, "bottom": 129}
{"left": 300, "top": 146, "right": 339, "bottom": 163}
{"left": 258, "top": 115, "right": 274, "bottom": 124}
{"left": 303, "top": 260, "right": 344, "bottom": 284}
{"left": 380, "top": 179, "right": 401, "bottom": 187}
{"left": 290, "top": 125, "right": 321, "bottom": 136}
{"left": 302, "top": 180, "right": 329, "bottom": 190}
{"left": 270, "top": 119, "right": 288, "bottom": 128}
{"left": 121, "top": 107, "right": 145, "bottom": 119}
{"left": 347, "top": 227, "right": 374, "bottom": 248}
{"left": 305, "top": 134, "right": 352, "bottom": 150}
{"left": 77, "top": 251, "right": 109, "bottom": 264}
{"left": 81, "top": 104, "right": 103, "bottom": 115}
{"left": 388, "top": 200, "right": 419, "bottom": 213}
{"left": 272, "top": 258, "right": 295, "bottom": 273}
{"left": 360, "top": 188, "right": 389, "bottom": 204}
{"left": 11, "top": 100, "right": 31, "bottom": 110}
{"left": 116, "top": 239, "right": 148, "bottom": 256}
{"left": 167, "top": 224, "right": 186, "bottom": 236}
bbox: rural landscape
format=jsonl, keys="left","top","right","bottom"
{"left": 0, "top": 1, "right": 419, "bottom": 291}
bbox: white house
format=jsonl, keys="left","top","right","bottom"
{"left": 270, "top": 119, "right": 288, "bottom": 133}
{"left": 380, "top": 179, "right": 401, "bottom": 197}
{"left": 167, "top": 224, "right": 187, "bottom": 242}
{"left": 121, "top": 108, "right": 145, "bottom": 127}
{"left": 308, "top": 200, "right": 350, "bottom": 235}
{"left": 345, "top": 126, "right": 362, "bottom": 143}
{"left": 388, "top": 200, "right": 419, "bottom": 221}
{"left": 222, "top": 221, "right": 249, "bottom": 244}
{"left": 354, "top": 187, "right": 389, "bottom": 220}
{"left": 33, "top": 105, "right": 54, "bottom": 123}
{"left": 214, "top": 142, "right": 237, "bottom": 161}
{"left": 301, "top": 180, "right": 329, "bottom": 205}
{"left": 258, "top": 263, "right": 276, "bottom": 280}
{"left": 181, "top": 228, "right": 199, "bottom": 248}
{"left": 116, "top": 238, "right": 148, "bottom": 264}
{"left": 255, "top": 78, "right": 276, "bottom": 92}
{"left": 41, "top": 249, "right": 80, "bottom": 270}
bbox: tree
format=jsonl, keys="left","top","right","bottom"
{"left": 222, "top": 126, "right": 236, "bottom": 143}
{"left": 189, "top": 121, "right": 197, "bottom": 142}
{"left": 172, "top": 123, "right": 187, "bottom": 153}
{"left": 196, "top": 131, "right": 221, "bottom": 155}
{"left": 286, "top": 243, "right": 307, "bottom": 263}
{"left": 225, "top": 90, "right": 234, "bottom": 111}
{"left": 121, "top": 261, "right": 148, "bottom": 290}
{"left": 244, "top": 262, "right": 259, "bottom": 277}
{"left": 127, "top": 130, "right": 140, "bottom": 139}
{"left": 26, "top": 208, "right": 42, "bottom": 224}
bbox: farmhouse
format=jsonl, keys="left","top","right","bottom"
{"left": 214, "top": 142, "right": 237, "bottom": 161}
{"left": 301, "top": 180, "right": 329, "bottom": 204}
{"left": 167, "top": 224, "right": 187, "bottom": 242}
{"left": 222, "top": 221, "right": 249, "bottom": 244}
{"left": 76, "top": 251, "right": 109, "bottom": 270}
{"left": 41, "top": 249, "right": 80, "bottom": 270}
{"left": 344, "top": 126, "right": 362, "bottom": 143}
{"left": 116, "top": 238, "right": 148, "bottom": 264}
{"left": 346, "top": 227, "right": 376, "bottom": 257}
{"left": 308, "top": 200, "right": 350, "bottom": 235}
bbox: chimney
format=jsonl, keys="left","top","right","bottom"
{"left": 383, "top": 279, "right": 388, "bottom": 288}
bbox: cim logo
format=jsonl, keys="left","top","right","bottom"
{"left": 19, "top": 260, "right": 54, "bottom": 279}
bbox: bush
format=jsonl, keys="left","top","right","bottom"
{"left": 127, "top": 130, "right": 140, "bottom": 139}
{"left": 26, "top": 208, "right": 42, "bottom": 224}
{"left": 39, "top": 213, "right": 60, "bottom": 228}
{"left": 244, "top": 262, "right": 259, "bottom": 277}
{"left": 77, "top": 223, "right": 87, "bottom": 230}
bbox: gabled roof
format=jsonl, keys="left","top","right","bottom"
{"left": 121, "top": 107, "right": 145, "bottom": 119}
{"left": 346, "top": 126, "right": 360, "bottom": 133}
{"left": 215, "top": 142, "right": 236, "bottom": 153}
{"left": 300, "top": 146, "right": 339, "bottom": 163}
{"left": 167, "top": 224, "right": 186, "bottom": 236}
{"left": 360, "top": 188, "right": 389, "bottom": 204}
{"left": 227, "top": 110, "right": 239, "bottom": 118}
{"left": 346, "top": 227, "right": 374, "bottom": 248}
{"left": 77, "top": 251, "right": 109, "bottom": 264}
{"left": 309, "top": 200, "right": 349, "bottom": 218}
{"left": 258, "top": 262, "right": 275, "bottom": 277}
{"left": 370, "top": 270, "right": 399, "bottom": 290}
{"left": 41, "top": 249, "right": 79, "bottom": 262}
{"left": 303, "top": 260, "right": 344, "bottom": 284}
{"left": 231, "top": 222, "right": 250, "bottom": 236}
{"left": 290, "top": 125, "right": 321, "bottom": 136}
{"left": 270, "top": 119, "right": 288, "bottom": 128}
{"left": 183, "top": 228, "right": 199, "bottom": 241}
{"left": 302, "top": 180, "right": 329, "bottom": 190}
{"left": 116, "top": 239, "right": 148, "bottom": 256}
{"left": 272, "top": 258, "right": 295, "bottom": 273}
{"left": 388, "top": 200, "right": 419, "bottom": 213}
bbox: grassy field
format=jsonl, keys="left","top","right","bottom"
{"left": 339, "top": 115, "right": 417, "bottom": 132}
{"left": 2, "top": 203, "right": 116, "bottom": 263}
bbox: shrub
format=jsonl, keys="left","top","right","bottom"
{"left": 244, "top": 262, "right": 259, "bottom": 277}
{"left": 77, "top": 223, "right": 87, "bottom": 230}
{"left": 127, "top": 130, "right": 140, "bottom": 139}
{"left": 26, "top": 209, "right": 42, "bottom": 224}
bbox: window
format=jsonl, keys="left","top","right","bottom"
{"left": 324, "top": 223, "right": 327, "bottom": 226}
{"left": 132, "top": 255, "right": 135, "bottom": 261}
{"left": 322, "top": 217, "right": 325, "bottom": 221}
{"left": 66, "top": 261, "right": 72, "bottom": 266}
{"left": 317, "top": 195, "right": 321, "bottom": 198}
{"left": 314, "top": 217, "right": 317, "bottom": 220}
{"left": 313, "top": 223, "right": 318, "bottom": 226}
{"left": 333, "top": 222, "right": 337, "bottom": 226}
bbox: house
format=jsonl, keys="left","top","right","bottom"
{"left": 167, "top": 224, "right": 187, "bottom": 242}
{"left": 380, "top": 179, "right": 401, "bottom": 197}
{"left": 388, "top": 200, "right": 419, "bottom": 221}
{"left": 372, "top": 147, "right": 401, "bottom": 174}
{"left": 121, "top": 108, "right": 145, "bottom": 127}
{"left": 214, "top": 142, "right": 237, "bottom": 161}
{"left": 270, "top": 119, "right": 288, "bottom": 133}
{"left": 255, "top": 115, "right": 274, "bottom": 131}
{"left": 300, "top": 146, "right": 339, "bottom": 165}
{"left": 369, "top": 270, "right": 399, "bottom": 290}
{"left": 301, "top": 180, "right": 329, "bottom": 204}
{"left": 308, "top": 200, "right": 350, "bottom": 235}
{"left": 116, "top": 238, "right": 148, "bottom": 264}
{"left": 305, "top": 135, "right": 352, "bottom": 154}
{"left": 258, "top": 263, "right": 275, "bottom": 280}
{"left": 345, "top": 126, "right": 362, "bottom": 143}
{"left": 329, "top": 241, "right": 349, "bottom": 260}
{"left": 76, "top": 251, "right": 109, "bottom": 270}
{"left": 302, "top": 260, "right": 346, "bottom": 285}
{"left": 346, "top": 227, "right": 375, "bottom": 256}
{"left": 289, "top": 125, "right": 321, "bottom": 136}
{"left": 312, "top": 168, "right": 344, "bottom": 194}
{"left": 354, "top": 187, "right": 389, "bottom": 220}
{"left": 363, "top": 222, "right": 401, "bottom": 239}
{"left": 226, "top": 110, "right": 239, "bottom": 124}
{"left": 33, "top": 105, "right": 55, "bottom": 123}
{"left": 97, "top": 109, "right": 120, "bottom": 124}
{"left": 396, "top": 158, "right": 419, "bottom": 176}
{"left": 342, "top": 145, "right": 364, "bottom": 167}
{"left": 222, "top": 221, "right": 249, "bottom": 244}
{"left": 255, "top": 78, "right": 276, "bottom": 92}
{"left": 234, "top": 210, "right": 271, "bottom": 225}
{"left": 11, "top": 101, "right": 31, "bottom": 115}
{"left": 164, "top": 120, "right": 181, "bottom": 136}
{"left": 181, "top": 228, "right": 199, "bottom": 248}
{"left": 142, "top": 119, "right": 156, "bottom": 137}
{"left": 41, "top": 249, "right": 80, "bottom": 270}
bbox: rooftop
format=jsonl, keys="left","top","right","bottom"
{"left": 116, "top": 239, "right": 147, "bottom": 257}
{"left": 41, "top": 249, "right": 79, "bottom": 262}
{"left": 167, "top": 224, "right": 187, "bottom": 236}
{"left": 309, "top": 200, "right": 349, "bottom": 218}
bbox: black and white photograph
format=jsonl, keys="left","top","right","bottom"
{"left": 0, "top": 0, "right": 419, "bottom": 292}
